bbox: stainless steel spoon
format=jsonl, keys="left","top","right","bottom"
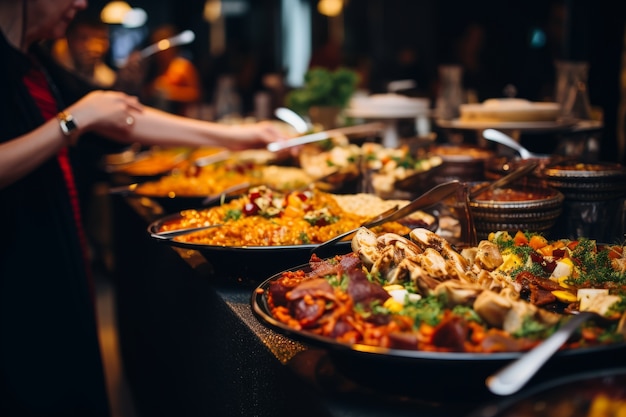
{"left": 312, "top": 180, "right": 462, "bottom": 253}
{"left": 150, "top": 223, "right": 224, "bottom": 240}
{"left": 486, "top": 311, "right": 597, "bottom": 396}
{"left": 274, "top": 107, "right": 310, "bottom": 134}
{"left": 139, "top": 30, "right": 196, "bottom": 60}
{"left": 201, "top": 182, "right": 251, "bottom": 206}
{"left": 482, "top": 129, "right": 545, "bottom": 159}
{"left": 267, "top": 122, "right": 384, "bottom": 152}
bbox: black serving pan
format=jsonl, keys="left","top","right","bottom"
{"left": 146, "top": 193, "right": 440, "bottom": 281}
{"left": 110, "top": 182, "right": 250, "bottom": 214}
{"left": 467, "top": 366, "right": 626, "bottom": 417}
{"left": 542, "top": 161, "right": 626, "bottom": 200}
{"left": 251, "top": 263, "right": 626, "bottom": 403}
{"left": 104, "top": 147, "right": 193, "bottom": 185}
{"left": 146, "top": 212, "right": 353, "bottom": 282}
{"left": 109, "top": 183, "right": 206, "bottom": 213}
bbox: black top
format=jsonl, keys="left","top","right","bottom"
{"left": 0, "top": 33, "right": 121, "bottom": 417}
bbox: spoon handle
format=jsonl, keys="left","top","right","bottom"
{"left": 486, "top": 311, "right": 594, "bottom": 396}
{"left": 311, "top": 180, "right": 461, "bottom": 254}
{"left": 202, "top": 182, "right": 251, "bottom": 206}
{"left": 150, "top": 223, "right": 223, "bottom": 239}
{"left": 267, "top": 122, "right": 384, "bottom": 152}
{"left": 139, "top": 30, "right": 195, "bottom": 59}
{"left": 275, "top": 107, "right": 309, "bottom": 134}
{"left": 482, "top": 129, "right": 532, "bottom": 159}
{"left": 470, "top": 162, "right": 538, "bottom": 199}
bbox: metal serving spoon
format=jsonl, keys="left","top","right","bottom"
{"left": 151, "top": 173, "right": 343, "bottom": 239}
{"left": 139, "top": 30, "right": 196, "bottom": 60}
{"left": 312, "top": 180, "right": 462, "bottom": 253}
{"left": 267, "top": 122, "right": 384, "bottom": 152}
{"left": 482, "top": 129, "right": 546, "bottom": 160}
{"left": 201, "top": 182, "right": 251, "bottom": 206}
{"left": 150, "top": 183, "right": 251, "bottom": 240}
{"left": 274, "top": 107, "right": 310, "bottom": 134}
{"left": 486, "top": 311, "right": 599, "bottom": 396}
{"left": 150, "top": 223, "right": 224, "bottom": 240}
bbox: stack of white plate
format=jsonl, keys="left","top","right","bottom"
{"left": 347, "top": 94, "right": 430, "bottom": 118}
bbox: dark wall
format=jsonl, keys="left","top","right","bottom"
{"left": 87, "top": 0, "right": 620, "bottom": 101}
{"left": 87, "top": 0, "right": 624, "bottom": 161}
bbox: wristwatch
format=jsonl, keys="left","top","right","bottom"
{"left": 57, "top": 111, "right": 80, "bottom": 146}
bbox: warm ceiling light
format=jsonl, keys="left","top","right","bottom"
{"left": 122, "top": 8, "right": 147, "bottom": 28}
{"left": 157, "top": 39, "right": 171, "bottom": 51}
{"left": 204, "top": 0, "right": 222, "bottom": 23}
{"left": 317, "top": 0, "right": 343, "bottom": 17}
{"left": 100, "top": 1, "right": 132, "bottom": 24}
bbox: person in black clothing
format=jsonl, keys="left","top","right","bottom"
{"left": 0, "top": 1, "right": 285, "bottom": 416}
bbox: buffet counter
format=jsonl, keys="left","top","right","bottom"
{"left": 112, "top": 195, "right": 495, "bottom": 417}
{"left": 109, "top": 189, "right": 626, "bottom": 417}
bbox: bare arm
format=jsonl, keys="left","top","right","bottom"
{"left": 0, "top": 118, "right": 69, "bottom": 189}
{"left": 0, "top": 90, "right": 285, "bottom": 189}
{"left": 0, "top": 90, "right": 141, "bottom": 189}
{"left": 71, "top": 91, "right": 285, "bottom": 150}
{"left": 124, "top": 107, "right": 284, "bottom": 150}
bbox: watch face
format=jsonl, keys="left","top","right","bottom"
{"left": 58, "top": 112, "right": 79, "bottom": 145}
{"left": 58, "top": 113, "right": 77, "bottom": 136}
{"left": 64, "top": 117, "right": 77, "bottom": 133}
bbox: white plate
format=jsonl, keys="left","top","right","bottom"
{"left": 436, "top": 118, "right": 578, "bottom": 132}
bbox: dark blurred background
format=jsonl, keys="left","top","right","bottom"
{"left": 83, "top": 0, "right": 625, "bottom": 162}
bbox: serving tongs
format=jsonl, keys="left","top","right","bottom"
{"left": 312, "top": 180, "right": 462, "bottom": 254}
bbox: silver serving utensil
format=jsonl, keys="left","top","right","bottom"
{"left": 275, "top": 107, "right": 310, "bottom": 134}
{"left": 482, "top": 129, "right": 546, "bottom": 159}
{"left": 310, "top": 204, "right": 400, "bottom": 254}
{"left": 202, "top": 182, "right": 251, "bottom": 206}
{"left": 470, "top": 162, "right": 539, "bottom": 199}
{"left": 267, "top": 122, "right": 384, "bottom": 152}
{"left": 192, "top": 150, "right": 232, "bottom": 168}
{"left": 486, "top": 311, "right": 600, "bottom": 396}
{"left": 153, "top": 175, "right": 353, "bottom": 241}
{"left": 312, "top": 180, "right": 462, "bottom": 253}
{"left": 139, "top": 30, "right": 195, "bottom": 60}
{"left": 150, "top": 223, "right": 224, "bottom": 240}
{"left": 108, "top": 183, "right": 138, "bottom": 196}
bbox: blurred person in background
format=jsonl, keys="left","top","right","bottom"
{"left": 0, "top": 0, "right": 285, "bottom": 416}
{"left": 143, "top": 24, "right": 202, "bottom": 116}
{"left": 52, "top": 9, "right": 145, "bottom": 92}
{"left": 52, "top": 10, "right": 116, "bottom": 87}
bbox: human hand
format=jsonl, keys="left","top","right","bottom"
{"left": 67, "top": 90, "right": 144, "bottom": 139}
